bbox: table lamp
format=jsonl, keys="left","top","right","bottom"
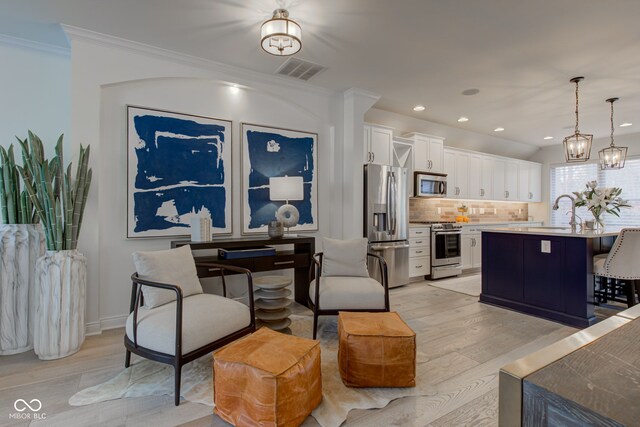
{"left": 269, "top": 176, "right": 304, "bottom": 235}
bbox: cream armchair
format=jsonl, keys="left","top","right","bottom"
{"left": 309, "top": 237, "right": 390, "bottom": 339}
{"left": 124, "top": 245, "right": 255, "bottom": 406}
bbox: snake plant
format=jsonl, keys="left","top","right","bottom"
{"left": 0, "top": 142, "right": 36, "bottom": 224}
{"left": 17, "top": 131, "right": 92, "bottom": 250}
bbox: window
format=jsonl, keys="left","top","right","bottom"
{"left": 550, "top": 157, "right": 640, "bottom": 227}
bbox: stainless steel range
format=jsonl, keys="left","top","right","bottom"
{"left": 430, "top": 222, "right": 463, "bottom": 279}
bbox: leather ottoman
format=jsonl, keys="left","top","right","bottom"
{"left": 338, "top": 311, "right": 416, "bottom": 387}
{"left": 213, "top": 327, "right": 322, "bottom": 427}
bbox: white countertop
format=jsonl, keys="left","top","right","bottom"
{"left": 409, "top": 221, "right": 542, "bottom": 228}
{"left": 484, "top": 226, "right": 624, "bottom": 238}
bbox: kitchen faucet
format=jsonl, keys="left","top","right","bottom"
{"left": 552, "top": 194, "right": 579, "bottom": 229}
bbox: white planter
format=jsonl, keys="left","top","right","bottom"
{"left": 0, "top": 224, "right": 45, "bottom": 355}
{"left": 34, "top": 250, "right": 87, "bottom": 360}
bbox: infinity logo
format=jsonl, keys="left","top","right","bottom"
{"left": 14, "top": 399, "right": 42, "bottom": 412}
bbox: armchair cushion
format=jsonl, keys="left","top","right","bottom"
{"left": 133, "top": 245, "right": 203, "bottom": 308}
{"left": 309, "top": 277, "right": 386, "bottom": 310}
{"left": 125, "top": 294, "right": 251, "bottom": 355}
{"left": 321, "top": 237, "right": 369, "bottom": 277}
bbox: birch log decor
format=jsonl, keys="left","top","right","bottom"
{"left": 17, "top": 132, "right": 92, "bottom": 359}
{"left": 0, "top": 142, "right": 44, "bottom": 355}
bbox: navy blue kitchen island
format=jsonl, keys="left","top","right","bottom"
{"left": 480, "top": 227, "right": 619, "bottom": 328}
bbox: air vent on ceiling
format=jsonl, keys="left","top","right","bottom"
{"left": 275, "top": 57, "right": 326, "bottom": 81}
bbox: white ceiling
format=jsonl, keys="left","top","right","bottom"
{"left": 2, "top": 0, "right": 640, "bottom": 147}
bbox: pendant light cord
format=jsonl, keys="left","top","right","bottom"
{"left": 610, "top": 100, "right": 615, "bottom": 148}
{"left": 574, "top": 80, "right": 580, "bottom": 133}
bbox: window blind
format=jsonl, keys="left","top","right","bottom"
{"left": 550, "top": 157, "right": 640, "bottom": 227}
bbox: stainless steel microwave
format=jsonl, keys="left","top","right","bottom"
{"left": 414, "top": 172, "right": 447, "bottom": 198}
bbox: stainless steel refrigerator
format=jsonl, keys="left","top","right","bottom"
{"left": 364, "top": 164, "right": 410, "bottom": 288}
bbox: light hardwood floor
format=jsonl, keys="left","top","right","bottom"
{"left": 0, "top": 279, "right": 578, "bottom": 427}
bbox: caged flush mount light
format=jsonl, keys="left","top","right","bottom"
{"left": 563, "top": 77, "right": 593, "bottom": 163}
{"left": 599, "top": 98, "right": 628, "bottom": 170}
{"left": 261, "top": 9, "right": 302, "bottom": 56}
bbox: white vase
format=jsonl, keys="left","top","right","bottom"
{"left": 33, "top": 250, "right": 87, "bottom": 360}
{"left": 0, "top": 224, "right": 45, "bottom": 355}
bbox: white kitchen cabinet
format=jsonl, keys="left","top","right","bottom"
{"left": 404, "top": 133, "right": 445, "bottom": 173}
{"left": 493, "top": 159, "right": 507, "bottom": 200}
{"left": 444, "top": 149, "right": 469, "bottom": 198}
{"left": 505, "top": 161, "right": 519, "bottom": 201}
{"left": 518, "top": 162, "right": 542, "bottom": 202}
{"left": 428, "top": 138, "right": 444, "bottom": 173}
{"left": 462, "top": 233, "right": 481, "bottom": 270}
{"left": 469, "top": 155, "right": 493, "bottom": 199}
{"left": 409, "top": 227, "right": 430, "bottom": 278}
{"left": 364, "top": 124, "right": 393, "bottom": 165}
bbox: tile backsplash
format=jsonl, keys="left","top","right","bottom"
{"left": 409, "top": 198, "right": 529, "bottom": 223}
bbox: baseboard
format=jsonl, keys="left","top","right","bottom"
{"left": 85, "top": 314, "right": 128, "bottom": 336}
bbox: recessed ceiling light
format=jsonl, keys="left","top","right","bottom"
{"left": 494, "top": 127, "right": 504, "bottom": 132}
{"left": 457, "top": 116, "right": 469, "bottom": 122}
{"left": 543, "top": 136, "right": 554, "bottom": 140}
{"left": 620, "top": 122, "right": 633, "bottom": 127}
{"left": 462, "top": 88, "right": 480, "bottom": 96}
{"left": 229, "top": 84, "right": 240, "bottom": 94}
{"left": 413, "top": 105, "right": 426, "bottom": 112}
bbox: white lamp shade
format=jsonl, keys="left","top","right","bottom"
{"left": 269, "top": 176, "right": 304, "bottom": 201}
{"left": 261, "top": 15, "right": 302, "bottom": 56}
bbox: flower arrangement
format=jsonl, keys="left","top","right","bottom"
{"left": 573, "top": 181, "right": 630, "bottom": 227}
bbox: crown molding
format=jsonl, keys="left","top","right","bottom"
{"left": 343, "top": 87, "right": 381, "bottom": 103}
{"left": 0, "top": 32, "right": 70, "bottom": 57}
{"left": 61, "top": 24, "right": 335, "bottom": 97}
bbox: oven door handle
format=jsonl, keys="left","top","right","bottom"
{"left": 433, "top": 230, "right": 462, "bottom": 235}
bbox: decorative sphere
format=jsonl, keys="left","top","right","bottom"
{"left": 275, "top": 204, "right": 300, "bottom": 228}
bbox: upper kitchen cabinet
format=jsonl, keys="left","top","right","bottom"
{"left": 403, "top": 133, "right": 445, "bottom": 173}
{"left": 493, "top": 158, "right": 519, "bottom": 201}
{"left": 469, "top": 154, "right": 493, "bottom": 200}
{"left": 364, "top": 123, "right": 394, "bottom": 165}
{"left": 518, "top": 162, "right": 542, "bottom": 202}
{"left": 444, "top": 149, "right": 469, "bottom": 198}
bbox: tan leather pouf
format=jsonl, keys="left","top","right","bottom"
{"left": 213, "top": 327, "right": 322, "bottom": 427}
{"left": 338, "top": 311, "right": 416, "bottom": 387}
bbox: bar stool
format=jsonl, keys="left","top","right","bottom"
{"left": 593, "top": 228, "right": 640, "bottom": 307}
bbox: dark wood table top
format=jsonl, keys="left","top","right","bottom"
{"left": 525, "top": 317, "right": 640, "bottom": 426}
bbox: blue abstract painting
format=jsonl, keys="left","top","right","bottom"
{"left": 127, "top": 106, "right": 232, "bottom": 238}
{"left": 241, "top": 123, "right": 318, "bottom": 234}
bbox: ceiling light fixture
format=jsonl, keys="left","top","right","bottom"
{"left": 457, "top": 116, "right": 469, "bottom": 122}
{"left": 543, "top": 136, "right": 554, "bottom": 140}
{"left": 261, "top": 9, "right": 302, "bottom": 56}
{"left": 620, "top": 122, "right": 633, "bottom": 127}
{"left": 563, "top": 77, "right": 593, "bottom": 163}
{"left": 599, "top": 98, "right": 628, "bottom": 170}
{"left": 494, "top": 127, "right": 504, "bottom": 132}
{"left": 413, "top": 105, "right": 426, "bottom": 112}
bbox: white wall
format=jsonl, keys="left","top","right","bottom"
{"left": 63, "top": 28, "right": 341, "bottom": 332}
{"left": 0, "top": 38, "right": 71, "bottom": 220}
{"left": 365, "top": 107, "right": 540, "bottom": 160}
{"left": 528, "top": 132, "right": 640, "bottom": 223}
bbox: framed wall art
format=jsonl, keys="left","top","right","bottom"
{"left": 241, "top": 123, "right": 318, "bottom": 234}
{"left": 127, "top": 106, "right": 232, "bottom": 238}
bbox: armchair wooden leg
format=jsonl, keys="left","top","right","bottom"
{"left": 125, "top": 350, "right": 131, "bottom": 368}
{"left": 174, "top": 364, "right": 182, "bottom": 406}
{"left": 625, "top": 280, "right": 636, "bottom": 308}
{"left": 313, "top": 310, "right": 319, "bottom": 340}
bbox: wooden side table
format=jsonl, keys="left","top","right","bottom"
{"left": 171, "top": 235, "right": 315, "bottom": 307}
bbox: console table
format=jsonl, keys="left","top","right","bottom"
{"left": 171, "top": 235, "right": 315, "bottom": 307}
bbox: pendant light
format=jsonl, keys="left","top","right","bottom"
{"left": 563, "top": 77, "right": 593, "bottom": 162}
{"left": 260, "top": 9, "right": 302, "bottom": 56}
{"left": 599, "top": 98, "right": 628, "bottom": 169}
